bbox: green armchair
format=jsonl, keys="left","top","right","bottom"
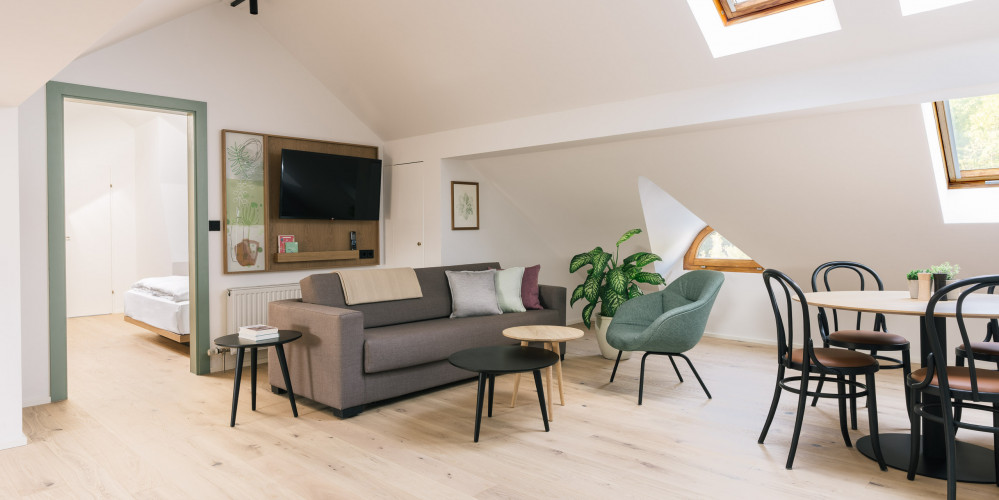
{"left": 606, "top": 269, "right": 724, "bottom": 404}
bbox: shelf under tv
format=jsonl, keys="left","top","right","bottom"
{"left": 273, "top": 250, "right": 359, "bottom": 263}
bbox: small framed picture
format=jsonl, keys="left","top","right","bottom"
{"left": 451, "top": 181, "right": 479, "bottom": 230}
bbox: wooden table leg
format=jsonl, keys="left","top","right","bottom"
{"left": 510, "top": 341, "right": 528, "bottom": 407}
{"left": 552, "top": 342, "right": 565, "bottom": 406}
{"left": 545, "top": 342, "right": 553, "bottom": 421}
{"left": 230, "top": 348, "right": 244, "bottom": 427}
{"left": 250, "top": 347, "right": 257, "bottom": 411}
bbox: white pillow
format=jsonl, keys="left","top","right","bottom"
{"left": 495, "top": 267, "right": 526, "bottom": 313}
{"left": 445, "top": 270, "right": 502, "bottom": 318}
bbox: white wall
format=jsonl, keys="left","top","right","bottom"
{"left": 18, "top": 4, "right": 383, "bottom": 404}
{"left": 0, "top": 107, "right": 27, "bottom": 449}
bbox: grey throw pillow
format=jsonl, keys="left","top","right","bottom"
{"left": 445, "top": 269, "right": 502, "bottom": 318}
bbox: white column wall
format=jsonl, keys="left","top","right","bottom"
{"left": 0, "top": 107, "right": 26, "bottom": 449}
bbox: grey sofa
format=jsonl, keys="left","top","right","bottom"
{"left": 267, "top": 262, "right": 567, "bottom": 418}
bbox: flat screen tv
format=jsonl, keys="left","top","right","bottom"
{"left": 278, "top": 149, "right": 382, "bottom": 220}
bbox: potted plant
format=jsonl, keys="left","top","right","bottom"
{"left": 930, "top": 262, "right": 961, "bottom": 300}
{"left": 569, "top": 228, "right": 665, "bottom": 359}
{"left": 906, "top": 269, "right": 924, "bottom": 299}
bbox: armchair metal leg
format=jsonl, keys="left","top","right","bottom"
{"left": 636, "top": 352, "right": 712, "bottom": 405}
{"left": 666, "top": 355, "right": 684, "bottom": 382}
{"left": 609, "top": 350, "right": 623, "bottom": 383}
{"left": 676, "top": 353, "right": 711, "bottom": 399}
{"left": 638, "top": 352, "right": 650, "bottom": 405}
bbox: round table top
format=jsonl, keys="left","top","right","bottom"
{"left": 799, "top": 291, "right": 999, "bottom": 319}
{"left": 502, "top": 325, "right": 584, "bottom": 342}
{"left": 449, "top": 345, "right": 559, "bottom": 374}
{"left": 214, "top": 330, "right": 302, "bottom": 348}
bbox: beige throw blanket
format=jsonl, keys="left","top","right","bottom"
{"left": 336, "top": 267, "right": 423, "bottom": 305}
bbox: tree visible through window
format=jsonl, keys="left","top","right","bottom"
{"left": 683, "top": 226, "right": 762, "bottom": 273}
{"left": 934, "top": 94, "right": 999, "bottom": 188}
{"left": 713, "top": 0, "right": 825, "bottom": 25}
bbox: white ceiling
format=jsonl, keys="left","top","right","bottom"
{"left": 6, "top": 0, "right": 999, "bottom": 140}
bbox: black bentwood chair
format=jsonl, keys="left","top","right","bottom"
{"left": 954, "top": 287, "right": 999, "bottom": 424}
{"left": 759, "top": 269, "right": 886, "bottom": 470}
{"left": 810, "top": 262, "right": 911, "bottom": 430}
{"left": 905, "top": 276, "right": 999, "bottom": 500}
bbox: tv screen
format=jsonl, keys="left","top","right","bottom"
{"left": 278, "top": 149, "right": 382, "bottom": 220}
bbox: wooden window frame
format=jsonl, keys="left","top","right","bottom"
{"left": 933, "top": 100, "right": 999, "bottom": 189}
{"left": 683, "top": 226, "right": 763, "bottom": 274}
{"left": 712, "top": 0, "right": 825, "bottom": 26}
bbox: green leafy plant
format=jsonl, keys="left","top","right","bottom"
{"left": 929, "top": 261, "right": 961, "bottom": 280}
{"left": 569, "top": 228, "right": 665, "bottom": 328}
{"left": 906, "top": 269, "right": 926, "bottom": 280}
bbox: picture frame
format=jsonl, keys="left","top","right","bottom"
{"left": 222, "top": 130, "right": 267, "bottom": 273}
{"left": 451, "top": 181, "right": 479, "bottom": 230}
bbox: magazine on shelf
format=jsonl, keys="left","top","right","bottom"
{"left": 277, "top": 235, "right": 295, "bottom": 253}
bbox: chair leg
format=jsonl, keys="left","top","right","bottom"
{"left": 907, "top": 387, "right": 921, "bottom": 481}
{"left": 865, "top": 372, "right": 887, "bottom": 471}
{"left": 638, "top": 352, "right": 650, "bottom": 405}
{"left": 666, "top": 355, "right": 684, "bottom": 382}
{"left": 810, "top": 376, "right": 825, "bottom": 407}
{"left": 786, "top": 368, "right": 810, "bottom": 470}
{"left": 941, "top": 397, "right": 958, "bottom": 500}
{"left": 836, "top": 375, "right": 851, "bottom": 448}
{"left": 609, "top": 350, "right": 623, "bottom": 383}
{"left": 954, "top": 352, "right": 965, "bottom": 424}
{"left": 902, "top": 349, "right": 912, "bottom": 414}
{"left": 849, "top": 373, "right": 858, "bottom": 430}
{"left": 676, "top": 353, "right": 711, "bottom": 399}
{"left": 993, "top": 402, "right": 998, "bottom": 488}
{"left": 758, "top": 366, "right": 785, "bottom": 444}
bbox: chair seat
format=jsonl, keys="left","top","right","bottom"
{"left": 829, "top": 330, "right": 908, "bottom": 347}
{"left": 789, "top": 348, "right": 877, "bottom": 368}
{"left": 909, "top": 367, "right": 999, "bottom": 394}
{"left": 957, "top": 342, "right": 999, "bottom": 357}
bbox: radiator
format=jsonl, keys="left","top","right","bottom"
{"left": 226, "top": 283, "right": 302, "bottom": 334}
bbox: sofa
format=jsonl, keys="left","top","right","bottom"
{"left": 267, "top": 262, "right": 567, "bottom": 418}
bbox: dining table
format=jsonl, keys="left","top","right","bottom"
{"left": 798, "top": 290, "right": 999, "bottom": 483}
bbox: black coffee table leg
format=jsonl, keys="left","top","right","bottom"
{"left": 274, "top": 344, "right": 298, "bottom": 418}
{"left": 533, "top": 369, "right": 550, "bottom": 432}
{"left": 488, "top": 375, "right": 495, "bottom": 417}
{"left": 230, "top": 347, "right": 245, "bottom": 427}
{"left": 250, "top": 347, "right": 257, "bottom": 411}
{"left": 474, "top": 373, "right": 487, "bottom": 442}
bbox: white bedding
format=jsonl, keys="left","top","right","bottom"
{"left": 124, "top": 288, "right": 190, "bottom": 335}
{"left": 132, "top": 275, "right": 189, "bottom": 302}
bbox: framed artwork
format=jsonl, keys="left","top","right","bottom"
{"left": 451, "top": 181, "right": 479, "bottom": 230}
{"left": 222, "top": 130, "right": 266, "bottom": 273}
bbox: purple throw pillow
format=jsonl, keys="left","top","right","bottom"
{"left": 522, "top": 264, "right": 542, "bottom": 310}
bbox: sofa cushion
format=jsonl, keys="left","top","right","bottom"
{"left": 495, "top": 267, "right": 527, "bottom": 313}
{"left": 522, "top": 264, "right": 542, "bottom": 310}
{"left": 363, "top": 308, "right": 561, "bottom": 373}
{"left": 446, "top": 269, "right": 502, "bottom": 318}
{"left": 300, "top": 262, "right": 500, "bottom": 328}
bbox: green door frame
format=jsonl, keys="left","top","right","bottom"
{"left": 46, "top": 81, "right": 210, "bottom": 401}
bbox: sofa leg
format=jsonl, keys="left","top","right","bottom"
{"left": 332, "top": 405, "right": 365, "bottom": 419}
{"left": 270, "top": 385, "right": 287, "bottom": 395}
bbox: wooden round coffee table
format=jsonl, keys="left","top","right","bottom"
{"left": 503, "top": 325, "right": 584, "bottom": 421}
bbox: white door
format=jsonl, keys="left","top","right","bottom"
{"left": 65, "top": 163, "right": 112, "bottom": 317}
{"left": 388, "top": 163, "right": 425, "bottom": 268}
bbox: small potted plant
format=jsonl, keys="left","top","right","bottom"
{"left": 929, "top": 262, "right": 960, "bottom": 300}
{"left": 906, "top": 269, "right": 924, "bottom": 299}
{"left": 570, "top": 228, "right": 665, "bottom": 359}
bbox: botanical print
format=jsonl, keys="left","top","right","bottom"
{"left": 224, "top": 132, "right": 266, "bottom": 272}
{"left": 451, "top": 181, "right": 479, "bottom": 230}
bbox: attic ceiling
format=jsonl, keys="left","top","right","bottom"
{"left": 6, "top": 1, "right": 999, "bottom": 140}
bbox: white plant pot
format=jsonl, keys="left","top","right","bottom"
{"left": 907, "top": 280, "right": 919, "bottom": 299}
{"left": 946, "top": 280, "right": 959, "bottom": 301}
{"left": 594, "top": 315, "right": 630, "bottom": 360}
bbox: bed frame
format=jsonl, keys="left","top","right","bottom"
{"left": 124, "top": 316, "right": 190, "bottom": 344}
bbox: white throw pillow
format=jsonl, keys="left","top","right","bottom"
{"left": 445, "top": 270, "right": 502, "bottom": 318}
{"left": 494, "top": 267, "right": 526, "bottom": 313}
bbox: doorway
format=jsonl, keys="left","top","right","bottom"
{"left": 46, "top": 82, "right": 210, "bottom": 402}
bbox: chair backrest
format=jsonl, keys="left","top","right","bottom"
{"left": 660, "top": 269, "right": 725, "bottom": 312}
{"left": 763, "top": 269, "right": 819, "bottom": 369}
{"left": 811, "top": 261, "right": 887, "bottom": 339}
{"left": 923, "top": 276, "right": 999, "bottom": 400}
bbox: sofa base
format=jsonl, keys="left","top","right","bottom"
{"left": 332, "top": 405, "right": 365, "bottom": 419}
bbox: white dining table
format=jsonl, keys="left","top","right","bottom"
{"left": 797, "top": 290, "right": 999, "bottom": 483}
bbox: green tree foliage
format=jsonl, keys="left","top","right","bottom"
{"left": 950, "top": 94, "right": 999, "bottom": 171}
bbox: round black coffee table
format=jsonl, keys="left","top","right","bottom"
{"left": 448, "top": 345, "right": 559, "bottom": 442}
{"left": 215, "top": 330, "right": 302, "bottom": 427}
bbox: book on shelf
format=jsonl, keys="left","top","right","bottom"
{"left": 238, "top": 324, "right": 279, "bottom": 339}
{"left": 277, "top": 235, "right": 295, "bottom": 253}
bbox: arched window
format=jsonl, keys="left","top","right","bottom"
{"left": 683, "top": 226, "right": 763, "bottom": 273}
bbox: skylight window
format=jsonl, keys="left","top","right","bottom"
{"left": 899, "top": 0, "right": 974, "bottom": 16}
{"left": 683, "top": 226, "right": 762, "bottom": 273}
{"left": 714, "top": 0, "right": 825, "bottom": 25}
{"left": 933, "top": 93, "right": 999, "bottom": 188}
{"left": 688, "top": 0, "right": 841, "bottom": 58}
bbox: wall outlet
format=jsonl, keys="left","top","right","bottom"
{"left": 359, "top": 249, "right": 374, "bottom": 259}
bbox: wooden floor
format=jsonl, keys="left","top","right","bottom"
{"left": 3, "top": 314, "right": 997, "bottom": 498}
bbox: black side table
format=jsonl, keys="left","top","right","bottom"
{"left": 448, "top": 345, "right": 559, "bottom": 442}
{"left": 215, "top": 330, "right": 302, "bottom": 427}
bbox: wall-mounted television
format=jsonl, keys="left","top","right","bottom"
{"left": 278, "top": 149, "right": 382, "bottom": 220}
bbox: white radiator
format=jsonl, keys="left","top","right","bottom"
{"left": 226, "top": 283, "right": 302, "bottom": 334}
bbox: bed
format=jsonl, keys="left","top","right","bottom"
{"left": 123, "top": 276, "right": 191, "bottom": 343}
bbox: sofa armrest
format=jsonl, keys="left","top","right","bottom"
{"left": 539, "top": 284, "right": 567, "bottom": 326}
{"left": 267, "top": 299, "right": 366, "bottom": 411}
